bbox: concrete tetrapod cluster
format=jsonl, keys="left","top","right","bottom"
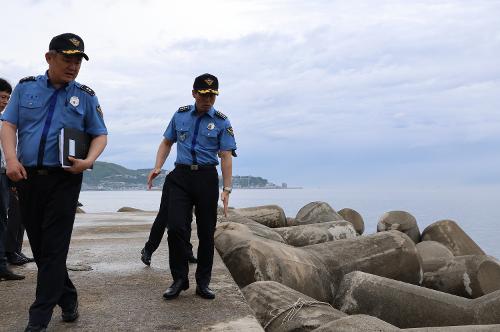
{"left": 216, "top": 219, "right": 421, "bottom": 302}
{"left": 218, "top": 212, "right": 358, "bottom": 247}
{"left": 242, "top": 280, "right": 500, "bottom": 332}
{"left": 234, "top": 201, "right": 350, "bottom": 228}
{"left": 216, "top": 223, "right": 406, "bottom": 303}
{"left": 217, "top": 202, "right": 500, "bottom": 331}
{"left": 376, "top": 213, "right": 500, "bottom": 298}
{"left": 226, "top": 204, "right": 359, "bottom": 246}
{"left": 333, "top": 270, "right": 500, "bottom": 329}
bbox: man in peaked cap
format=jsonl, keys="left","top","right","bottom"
{"left": 1, "top": 33, "right": 107, "bottom": 332}
{"left": 147, "top": 73, "right": 237, "bottom": 300}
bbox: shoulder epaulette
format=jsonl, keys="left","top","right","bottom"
{"left": 78, "top": 84, "right": 95, "bottom": 96}
{"left": 215, "top": 110, "right": 227, "bottom": 120}
{"left": 19, "top": 76, "right": 36, "bottom": 84}
{"left": 178, "top": 105, "right": 190, "bottom": 112}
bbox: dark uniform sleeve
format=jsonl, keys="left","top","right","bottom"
{"left": 84, "top": 94, "right": 108, "bottom": 136}
{"left": 163, "top": 114, "right": 177, "bottom": 142}
{"left": 219, "top": 119, "right": 237, "bottom": 155}
{"left": 1, "top": 84, "right": 21, "bottom": 126}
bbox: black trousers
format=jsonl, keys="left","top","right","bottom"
{"left": 0, "top": 175, "right": 7, "bottom": 271}
{"left": 0, "top": 218, "right": 6, "bottom": 271}
{"left": 5, "top": 189, "right": 25, "bottom": 254}
{"left": 165, "top": 166, "right": 219, "bottom": 287}
{"left": 144, "top": 178, "right": 193, "bottom": 255}
{"left": 16, "top": 170, "right": 82, "bottom": 326}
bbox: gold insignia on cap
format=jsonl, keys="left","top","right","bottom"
{"left": 69, "top": 38, "right": 80, "bottom": 47}
{"left": 62, "top": 50, "right": 82, "bottom": 55}
{"left": 197, "top": 89, "right": 219, "bottom": 95}
{"left": 205, "top": 78, "right": 214, "bottom": 86}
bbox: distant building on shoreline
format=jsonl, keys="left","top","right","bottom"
{"left": 227, "top": 176, "right": 288, "bottom": 189}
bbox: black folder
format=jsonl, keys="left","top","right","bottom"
{"left": 59, "top": 127, "right": 92, "bottom": 168}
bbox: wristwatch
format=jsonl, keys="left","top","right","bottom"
{"left": 223, "top": 186, "right": 232, "bottom": 193}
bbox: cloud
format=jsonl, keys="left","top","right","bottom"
{"left": 1, "top": 0, "right": 500, "bottom": 186}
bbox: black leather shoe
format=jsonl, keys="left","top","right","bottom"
{"left": 188, "top": 254, "right": 198, "bottom": 264}
{"left": 0, "top": 269, "right": 25, "bottom": 281}
{"left": 18, "top": 252, "right": 35, "bottom": 263}
{"left": 163, "top": 279, "right": 189, "bottom": 300}
{"left": 24, "top": 324, "right": 47, "bottom": 332}
{"left": 141, "top": 248, "right": 151, "bottom": 266}
{"left": 196, "top": 285, "right": 215, "bottom": 299}
{"left": 61, "top": 301, "right": 79, "bottom": 322}
{"left": 6, "top": 252, "right": 29, "bottom": 266}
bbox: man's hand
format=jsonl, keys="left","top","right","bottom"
{"left": 221, "top": 190, "right": 230, "bottom": 217}
{"left": 64, "top": 157, "right": 93, "bottom": 174}
{"left": 6, "top": 159, "right": 27, "bottom": 182}
{"left": 147, "top": 168, "right": 162, "bottom": 189}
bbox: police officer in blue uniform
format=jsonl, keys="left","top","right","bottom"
{"left": 147, "top": 73, "right": 236, "bottom": 300}
{"left": 1, "top": 33, "right": 107, "bottom": 332}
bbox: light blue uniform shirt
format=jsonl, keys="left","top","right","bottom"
{"left": 1, "top": 72, "right": 108, "bottom": 167}
{"left": 163, "top": 105, "right": 237, "bottom": 165}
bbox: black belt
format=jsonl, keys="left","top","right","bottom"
{"left": 0, "top": 168, "right": 5, "bottom": 174}
{"left": 24, "top": 167, "right": 65, "bottom": 176}
{"left": 175, "top": 164, "right": 216, "bottom": 171}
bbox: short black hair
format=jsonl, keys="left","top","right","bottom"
{"left": 0, "top": 78, "right": 12, "bottom": 94}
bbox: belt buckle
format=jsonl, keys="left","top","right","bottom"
{"left": 190, "top": 165, "right": 199, "bottom": 171}
{"left": 37, "top": 169, "right": 49, "bottom": 176}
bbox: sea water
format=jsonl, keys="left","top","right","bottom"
{"left": 79, "top": 188, "right": 500, "bottom": 259}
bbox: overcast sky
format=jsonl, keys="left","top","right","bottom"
{"left": 1, "top": 0, "right": 499, "bottom": 188}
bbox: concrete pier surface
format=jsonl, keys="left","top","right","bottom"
{"left": 0, "top": 212, "right": 263, "bottom": 332}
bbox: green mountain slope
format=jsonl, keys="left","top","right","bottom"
{"left": 82, "top": 161, "right": 166, "bottom": 190}
{"left": 82, "top": 161, "right": 281, "bottom": 190}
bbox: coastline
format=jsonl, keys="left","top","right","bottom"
{"left": 81, "top": 187, "right": 303, "bottom": 191}
{"left": 77, "top": 189, "right": 500, "bottom": 260}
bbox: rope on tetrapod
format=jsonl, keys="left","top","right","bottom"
{"left": 263, "top": 297, "right": 333, "bottom": 330}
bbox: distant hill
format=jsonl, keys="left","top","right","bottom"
{"left": 82, "top": 161, "right": 283, "bottom": 190}
{"left": 82, "top": 161, "right": 167, "bottom": 190}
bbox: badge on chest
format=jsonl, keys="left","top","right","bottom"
{"left": 69, "top": 96, "right": 80, "bottom": 107}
